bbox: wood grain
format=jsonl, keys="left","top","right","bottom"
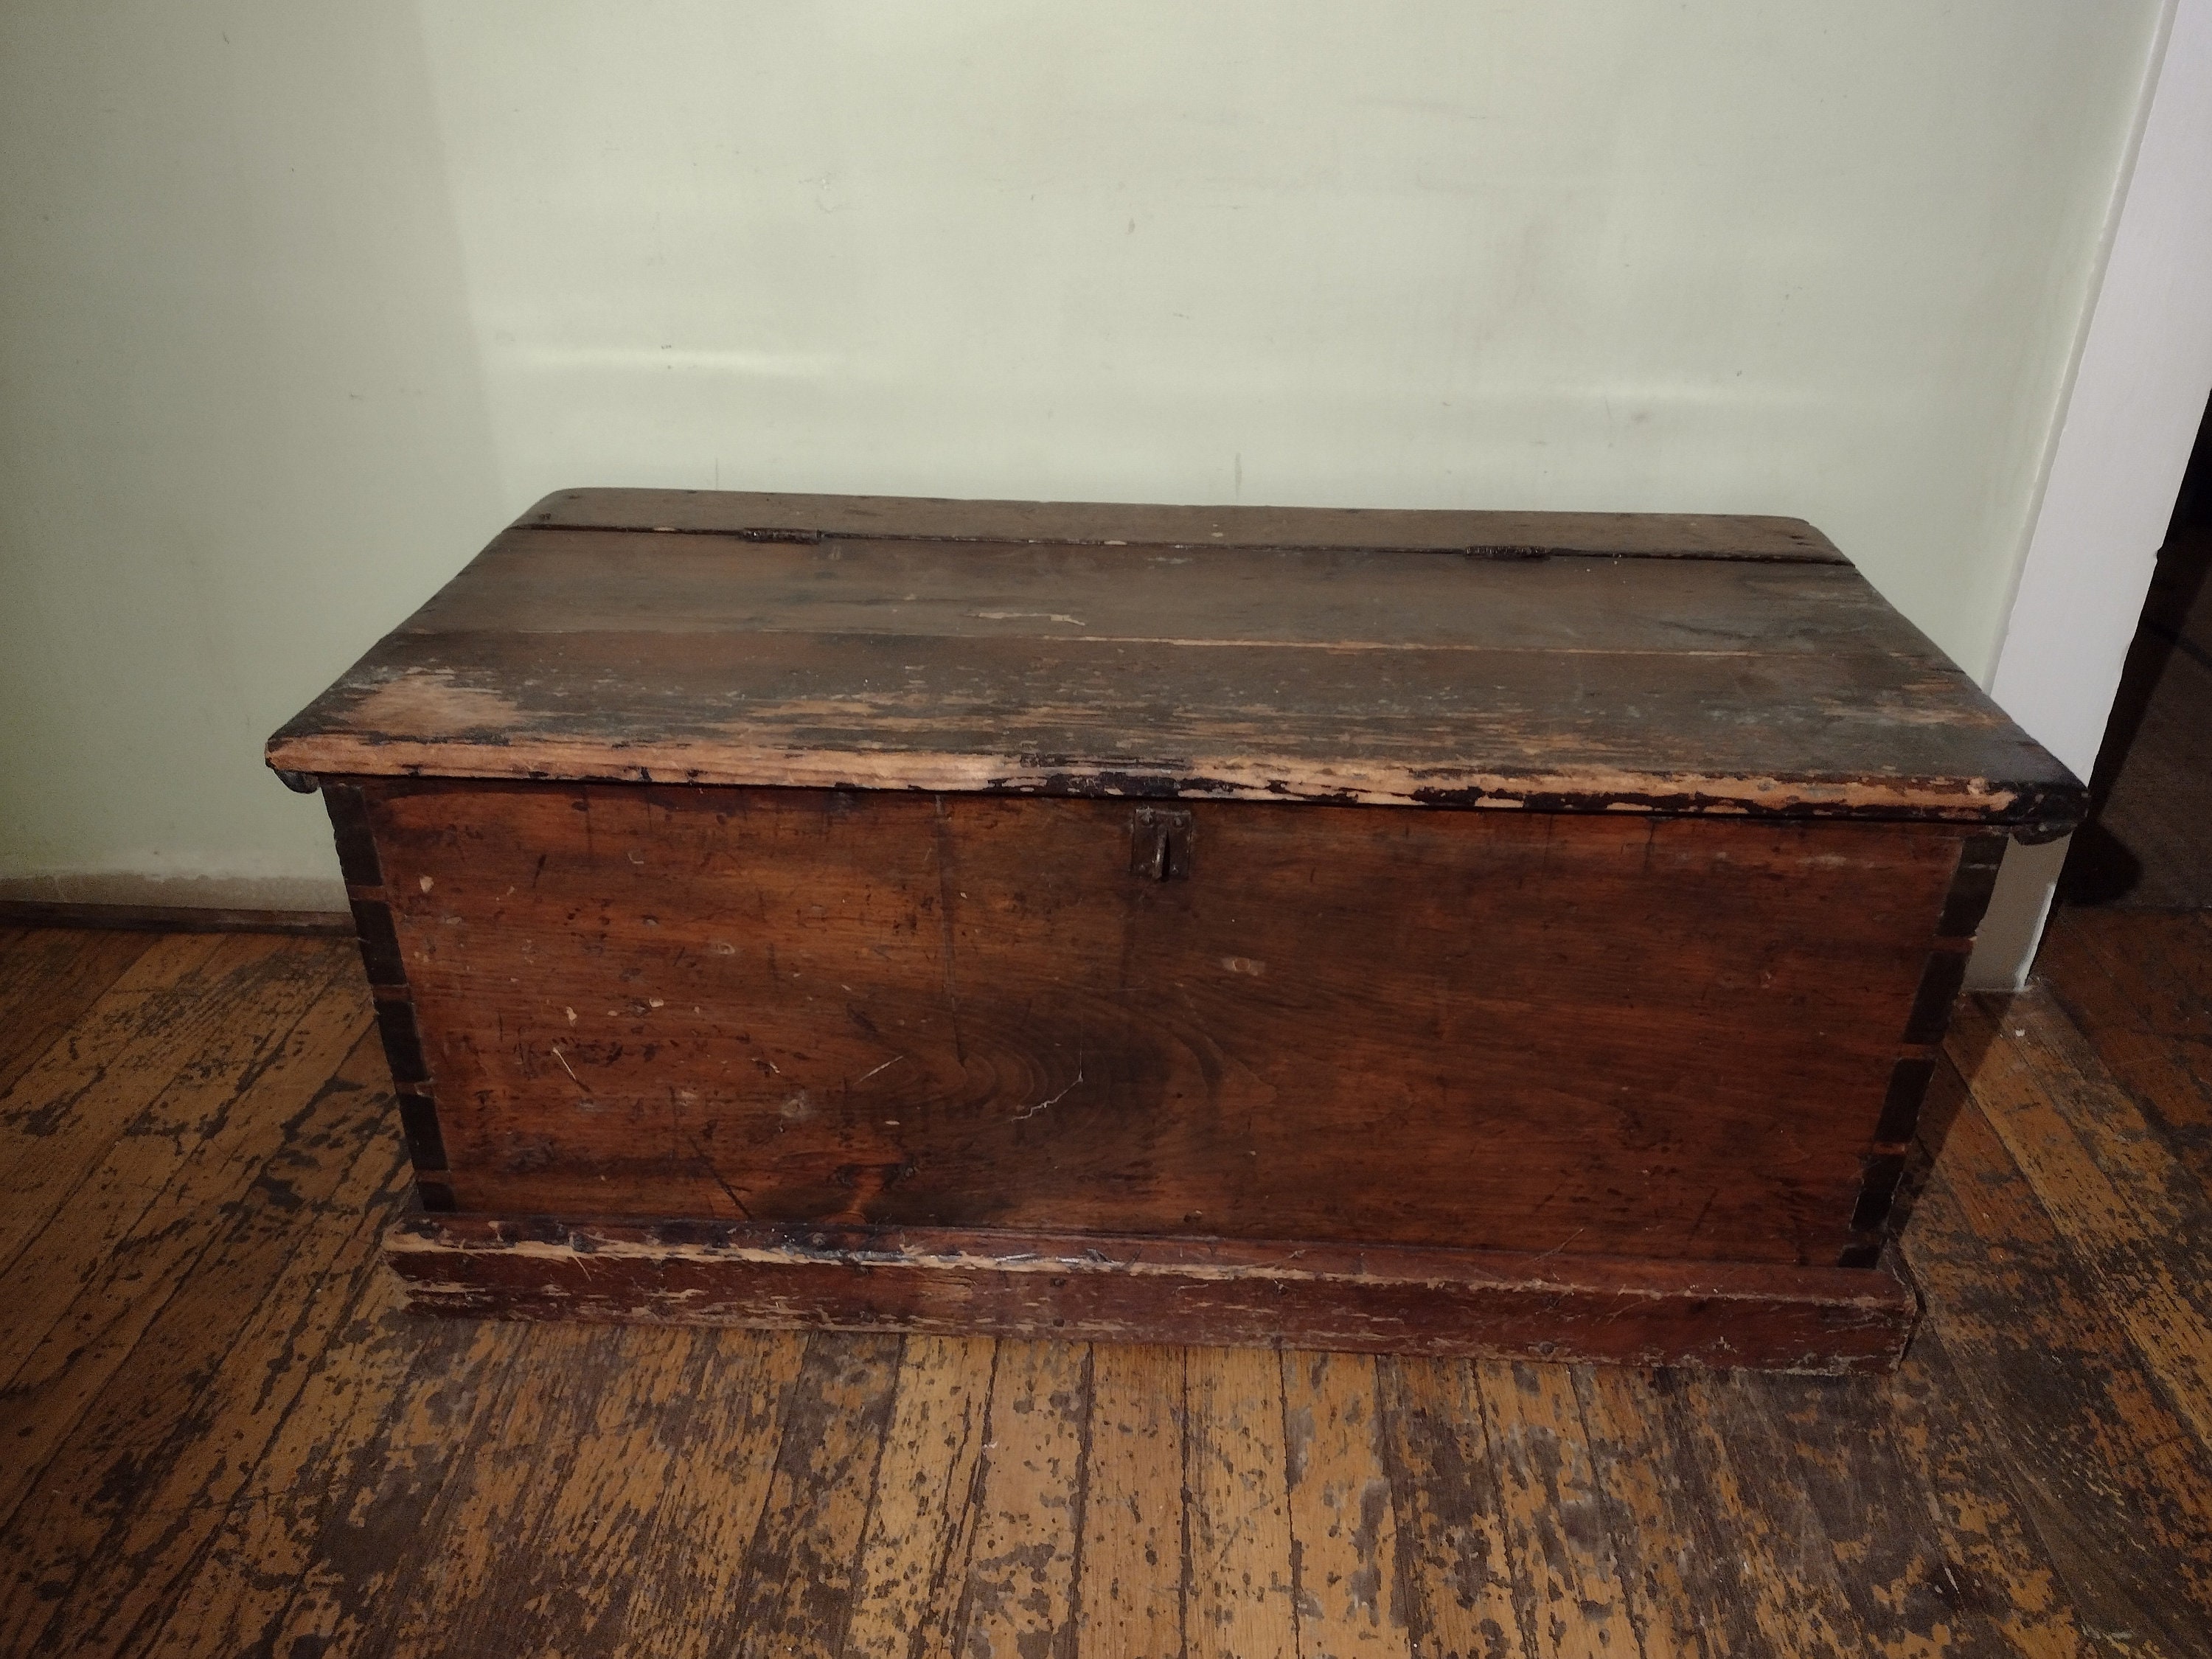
{"left": 2039, "top": 908, "right": 2212, "bottom": 1186}
{"left": 373, "top": 1323, "right": 636, "bottom": 1655}
{"left": 1566, "top": 1367, "right": 1720, "bottom": 1658}
{"left": 726, "top": 1332, "right": 902, "bottom": 1659}
{"left": 1752, "top": 1368, "right": 2009, "bottom": 1655}
{"left": 383, "top": 1214, "right": 1921, "bottom": 1374}
{"left": 841, "top": 1335, "right": 998, "bottom": 1658}
{"left": 521, "top": 485, "right": 1851, "bottom": 560}
{"left": 1478, "top": 1361, "right": 1644, "bottom": 1655}
{"left": 1186, "top": 1346, "right": 1301, "bottom": 1658}
{"left": 262, "top": 489, "right": 2080, "bottom": 1380}
{"left": 258, "top": 1316, "right": 530, "bottom": 1655}
{"left": 1903, "top": 1057, "right": 2212, "bottom": 1652}
{"left": 266, "top": 491, "right": 2081, "bottom": 825}
{"left": 361, "top": 780, "right": 1962, "bottom": 1273}
{"left": 1885, "top": 1329, "right": 2103, "bottom": 1657}
{"left": 1280, "top": 1351, "right": 1405, "bottom": 1654}
{"left": 0, "top": 933, "right": 243, "bottom": 1270}
{"left": 406, "top": 528, "right": 1892, "bottom": 644}
{"left": 944, "top": 1339, "right": 1091, "bottom": 1658}
{"left": 602, "top": 1329, "right": 808, "bottom": 1659}
{"left": 1, "top": 984, "right": 367, "bottom": 1410}
{"left": 1371, "top": 1359, "right": 1520, "bottom": 1659}
{"left": 1952, "top": 990, "right": 2212, "bottom": 1454}
{"left": 137, "top": 1270, "right": 439, "bottom": 1659}
{"left": 0, "top": 1019, "right": 404, "bottom": 1650}
{"left": 1651, "top": 1371, "right": 1875, "bottom": 1656}
{"left": 1077, "top": 1344, "right": 1187, "bottom": 1658}
{"left": 0, "top": 926, "right": 152, "bottom": 1099}
{"left": 270, "top": 625, "right": 2075, "bottom": 825}
{"left": 16, "top": 1109, "right": 402, "bottom": 1658}
{"left": 0, "top": 940, "right": 363, "bottom": 1451}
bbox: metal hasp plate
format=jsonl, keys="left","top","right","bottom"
{"left": 1130, "top": 807, "right": 1193, "bottom": 880}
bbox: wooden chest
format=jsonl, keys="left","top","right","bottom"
{"left": 268, "top": 490, "right": 2081, "bottom": 1372}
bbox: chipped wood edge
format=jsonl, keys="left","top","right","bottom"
{"left": 383, "top": 1216, "right": 1919, "bottom": 1375}
{"left": 265, "top": 738, "right": 2081, "bottom": 830}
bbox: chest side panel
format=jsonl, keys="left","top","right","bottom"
{"left": 362, "top": 782, "right": 1962, "bottom": 1267}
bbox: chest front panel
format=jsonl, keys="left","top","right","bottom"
{"left": 358, "top": 779, "right": 1966, "bottom": 1268}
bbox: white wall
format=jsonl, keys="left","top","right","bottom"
{"left": 0, "top": 4, "right": 504, "bottom": 904}
{"left": 0, "top": 1, "right": 2168, "bottom": 901}
{"left": 1992, "top": 0, "right": 2212, "bottom": 782}
{"left": 1962, "top": 0, "right": 2212, "bottom": 992}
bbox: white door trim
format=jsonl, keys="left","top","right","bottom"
{"left": 1966, "top": 0, "right": 2212, "bottom": 990}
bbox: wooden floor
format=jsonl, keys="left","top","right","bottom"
{"left": 4, "top": 916, "right": 2212, "bottom": 1657}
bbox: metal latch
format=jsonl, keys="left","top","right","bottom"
{"left": 1130, "top": 807, "right": 1193, "bottom": 880}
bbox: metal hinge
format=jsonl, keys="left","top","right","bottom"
{"left": 1130, "top": 807, "right": 1193, "bottom": 880}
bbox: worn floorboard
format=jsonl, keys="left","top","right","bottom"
{"left": 1, "top": 922, "right": 2210, "bottom": 1656}
{"left": 2039, "top": 908, "right": 2212, "bottom": 1189}
{"left": 0, "top": 927, "right": 153, "bottom": 1102}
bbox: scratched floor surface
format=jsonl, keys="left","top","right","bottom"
{"left": 2, "top": 916, "right": 2211, "bottom": 1657}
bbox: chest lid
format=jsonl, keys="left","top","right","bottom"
{"left": 266, "top": 488, "right": 2082, "bottom": 830}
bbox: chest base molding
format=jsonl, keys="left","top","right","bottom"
{"left": 383, "top": 1212, "right": 1919, "bottom": 1375}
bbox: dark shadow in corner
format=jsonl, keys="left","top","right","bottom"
{"left": 2056, "top": 390, "right": 2212, "bottom": 906}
